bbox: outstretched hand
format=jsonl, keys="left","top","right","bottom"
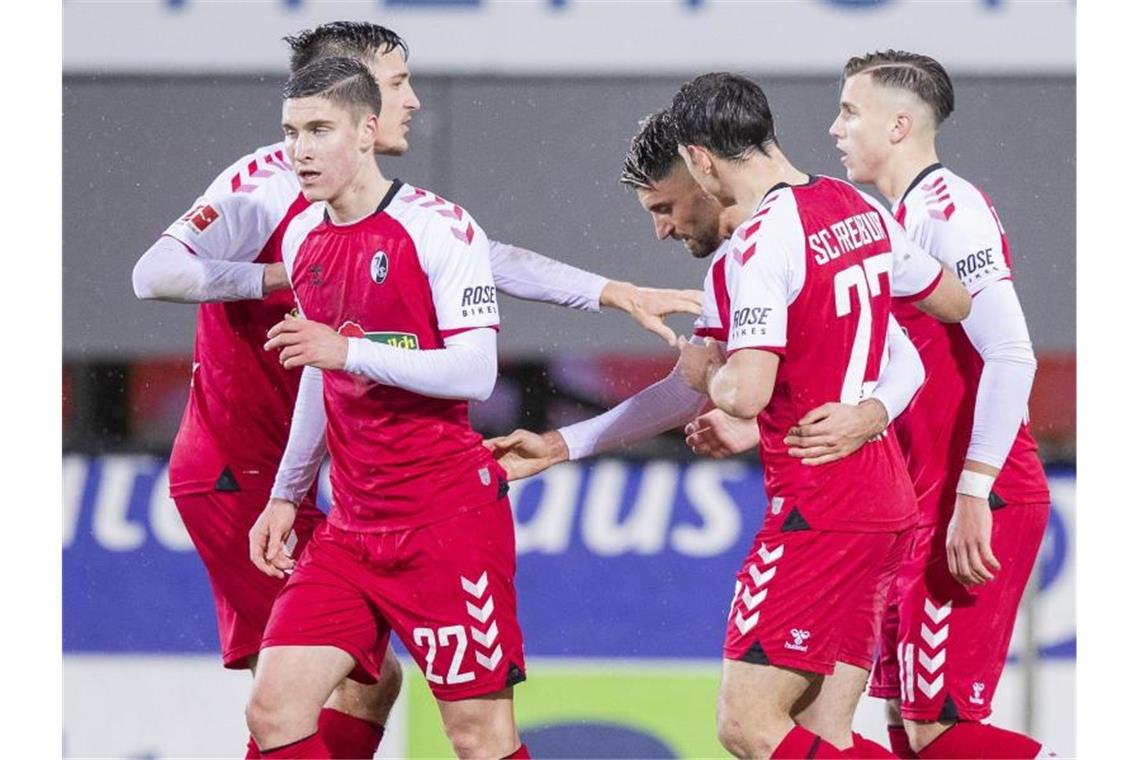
{"left": 484, "top": 429, "right": 569, "bottom": 481}
{"left": 602, "top": 281, "right": 704, "bottom": 344}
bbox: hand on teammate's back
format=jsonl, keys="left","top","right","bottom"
{"left": 600, "top": 282, "right": 704, "bottom": 344}
{"left": 264, "top": 313, "right": 349, "bottom": 371}
{"left": 685, "top": 408, "right": 759, "bottom": 458}
{"left": 249, "top": 498, "right": 300, "bottom": 578}
{"left": 483, "top": 429, "right": 569, "bottom": 481}
{"left": 784, "top": 400, "right": 888, "bottom": 466}
{"left": 946, "top": 494, "right": 1002, "bottom": 586}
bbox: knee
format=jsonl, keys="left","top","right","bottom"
{"left": 442, "top": 716, "right": 515, "bottom": 759}
{"left": 716, "top": 707, "right": 779, "bottom": 759}
{"left": 375, "top": 652, "right": 404, "bottom": 708}
{"left": 245, "top": 686, "right": 284, "bottom": 741}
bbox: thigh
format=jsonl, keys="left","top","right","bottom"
{"left": 175, "top": 491, "right": 291, "bottom": 668}
{"left": 838, "top": 528, "right": 911, "bottom": 671}
{"left": 895, "top": 503, "right": 1049, "bottom": 722}
{"left": 794, "top": 661, "right": 871, "bottom": 746}
{"left": 253, "top": 644, "right": 357, "bottom": 714}
{"left": 723, "top": 529, "right": 896, "bottom": 675}
{"left": 370, "top": 499, "right": 527, "bottom": 701}
{"left": 868, "top": 526, "right": 929, "bottom": 700}
{"left": 719, "top": 658, "right": 816, "bottom": 725}
{"left": 262, "top": 522, "right": 389, "bottom": 685}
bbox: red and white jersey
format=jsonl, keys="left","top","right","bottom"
{"left": 283, "top": 181, "right": 504, "bottom": 532}
{"left": 162, "top": 141, "right": 308, "bottom": 497}
{"left": 714, "top": 176, "right": 944, "bottom": 533}
{"left": 891, "top": 164, "right": 1050, "bottom": 525}
{"left": 692, "top": 241, "right": 732, "bottom": 342}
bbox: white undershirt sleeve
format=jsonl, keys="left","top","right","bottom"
{"left": 343, "top": 327, "right": 498, "bottom": 402}
{"left": 558, "top": 354, "right": 710, "bottom": 460}
{"left": 132, "top": 236, "right": 267, "bottom": 303}
{"left": 960, "top": 279, "right": 1038, "bottom": 469}
{"left": 270, "top": 366, "right": 328, "bottom": 504}
{"left": 868, "top": 315, "right": 925, "bottom": 424}
{"left": 488, "top": 240, "right": 609, "bottom": 311}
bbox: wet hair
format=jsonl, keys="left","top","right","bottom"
{"left": 670, "top": 72, "right": 778, "bottom": 160}
{"left": 843, "top": 50, "right": 955, "bottom": 126}
{"left": 282, "top": 57, "right": 382, "bottom": 121}
{"left": 285, "top": 21, "right": 409, "bottom": 74}
{"left": 620, "top": 110, "right": 683, "bottom": 189}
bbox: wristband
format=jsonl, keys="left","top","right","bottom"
{"left": 956, "top": 469, "right": 995, "bottom": 499}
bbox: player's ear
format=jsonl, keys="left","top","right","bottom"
{"left": 360, "top": 113, "right": 380, "bottom": 152}
{"left": 890, "top": 111, "right": 913, "bottom": 145}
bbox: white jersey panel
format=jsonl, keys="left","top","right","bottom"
{"left": 162, "top": 141, "right": 301, "bottom": 263}
{"left": 856, "top": 188, "right": 943, "bottom": 299}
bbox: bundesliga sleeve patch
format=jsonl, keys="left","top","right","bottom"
{"left": 180, "top": 204, "right": 219, "bottom": 233}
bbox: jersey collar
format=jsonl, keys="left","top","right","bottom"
{"left": 898, "top": 163, "right": 943, "bottom": 207}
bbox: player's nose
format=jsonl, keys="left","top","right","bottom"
{"left": 654, "top": 218, "right": 673, "bottom": 241}
{"left": 407, "top": 86, "right": 421, "bottom": 112}
{"left": 828, "top": 116, "right": 843, "bottom": 139}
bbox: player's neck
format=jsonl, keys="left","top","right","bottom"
{"left": 880, "top": 143, "right": 940, "bottom": 205}
{"left": 326, "top": 162, "right": 392, "bottom": 225}
{"left": 727, "top": 146, "right": 810, "bottom": 212}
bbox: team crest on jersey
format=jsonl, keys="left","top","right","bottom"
{"left": 370, "top": 251, "right": 390, "bottom": 285}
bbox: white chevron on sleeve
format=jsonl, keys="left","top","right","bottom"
{"left": 757, "top": 543, "right": 784, "bottom": 565}
{"left": 740, "top": 587, "right": 768, "bottom": 611}
{"left": 748, "top": 565, "right": 777, "bottom": 588}
{"left": 735, "top": 610, "right": 759, "bottom": 635}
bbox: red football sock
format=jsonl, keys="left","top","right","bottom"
{"left": 260, "top": 731, "right": 331, "bottom": 759}
{"left": 917, "top": 722, "right": 1045, "bottom": 759}
{"left": 503, "top": 743, "right": 530, "bottom": 759}
{"left": 318, "top": 707, "right": 385, "bottom": 759}
{"left": 845, "top": 732, "right": 897, "bottom": 758}
{"left": 245, "top": 735, "right": 261, "bottom": 759}
{"left": 772, "top": 725, "right": 844, "bottom": 758}
{"left": 887, "top": 724, "right": 916, "bottom": 758}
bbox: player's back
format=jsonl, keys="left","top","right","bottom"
{"left": 283, "top": 181, "right": 505, "bottom": 533}
{"left": 890, "top": 165, "right": 1049, "bottom": 525}
{"left": 162, "top": 142, "right": 311, "bottom": 497}
{"left": 728, "top": 176, "right": 918, "bottom": 533}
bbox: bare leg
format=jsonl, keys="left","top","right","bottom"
{"left": 794, "top": 661, "right": 870, "bottom": 749}
{"left": 325, "top": 646, "right": 404, "bottom": 724}
{"left": 435, "top": 687, "right": 521, "bottom": 759}
{"left": 246, "top": 645, "right": 355, "bottom": 750}
{"left": 717, "top": 658, "right": 817, "bottom": 759}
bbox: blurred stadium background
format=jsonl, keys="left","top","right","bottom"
{"left": 63, "top": 1, "right": 1075, "bottom": 757}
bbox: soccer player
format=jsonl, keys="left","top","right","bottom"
{"left": 828, "top": 51, "right": 1053, "bottom": 759}
{"left": 488, "top": 75, "right": 972, "bottom": 756}
{"left": 132, "top": 21, "right": 697, "bottom": 758}
{"left": 244, "top": 57, "right": 526, "bottom": 759}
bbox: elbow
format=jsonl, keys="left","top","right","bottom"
{"left": 467, "top": 354, "right": 498, "bottom": 402}
{"left": 131, "top": 261, "right": 158, "bottom": 300}
{"left": 949, "top": 292, "right": 972, "bottom": 323}
{"left": 469, "top": 376, "right": 497, "bottom": 403}
{"left": 718, "top": 388, "right": 769, "bottom": 420}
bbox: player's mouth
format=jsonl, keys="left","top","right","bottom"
{"left": 297, "top": 169, "right": 322, "bottom": 184}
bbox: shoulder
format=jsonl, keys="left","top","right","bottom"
{"left": 282, "top": 202, "right": 327, "bottom": 267}
{"left": 909, "top": 167, "right": 997, "bottom": 233}
{"left": 385, "top": 182, "right": 487, "bottom": 249}
{"left": 199, "top": 141, "right": 300, "bottom": 212}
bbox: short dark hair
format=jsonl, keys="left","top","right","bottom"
{"left": 285, "top": 21, "right": 409, "bottom": 74}
{"left": 619, "top": 110, "right": 683, "bottom": 189}
{"left": 283, "top": 57, "right": 382, "bottom": 121}
{"left": 670, "top": 73, "right": 778, "bottom": 161}
{"left": 843, "top": 50, "right": 955, "bottom": 126}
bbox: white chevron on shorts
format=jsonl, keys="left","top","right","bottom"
{"left": 757, "top": 543, "right": 784, "bottom": 565}
{"left": 920, "top": 622, "right": 949, "bottom": 649}
{"left": 748, "top": 565, "right": 777, "bottom": 588}
{"left": 918, "top": 647, "right": 946, "bottom": 674}
{"left": 461, "top": 571, "right": 489, "bottom": 598}
{"left": 466, "top": 597, "right": 495, "bottom": 624}
{"left": 917, "top": 673, "right": 945, "bottom": 699}
{"left": 475, "top": 644, "right": 503, "bottom": 671}
{"left": 472, "top": 620, "right": 499, "bottom": 648}
{"left": 735, "top": 610, "right": 759, "bottom": 635}
{"left": 924, "top": 598, "right": 952, "bottom": 624}
{"left": 740, "top": 586, "right": 768, "bottom": 611}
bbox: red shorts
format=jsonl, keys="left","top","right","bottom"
{"left": 724, "top": 527, "right": 908, "bottom": 675}
{"left": 869, "top": 503, "right": 1050, "bottom": 721}
{"left": 174, "top": 489, "right": 327, "bottom": 669}
{"left": 262, "top": 498, "right": 526, "bottom": 701}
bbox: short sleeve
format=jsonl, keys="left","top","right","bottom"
{"left": 922, "top": 204, "right": 1011, "bottom": 296}
{"left": 724, "top": 237, "right": 793, "bottom": 355}
{"left": 422, "top": 216, "right": 501, "bottom": 336}
{"left": 883, "top": 211, "right": 943, "bottom": 300}
{"left": 692, "top": 247, "right": 729, "bottom": 341}
{"left": 162, "top": 151, "right": 300, "bottom": 263}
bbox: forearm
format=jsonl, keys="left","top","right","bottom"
{"left": 343, "top": 328, "right": 498, "bottom": 401}
{"left": 488, "top": 240, "right": 609, "bottom": 311}
{"left": 132, "top": 236, "right": 267, "bottom": 303}
{"left": 869, "top": 317, "right": 925, "bottom": 424}
{"left": 962, "top": 281, "right": 1038, "bottom": 471}
{"left": 558, "top": 362, "right": 709, "bottom": 459}
{"left": 270, "top": 367, "right": 328, "bottom": 503}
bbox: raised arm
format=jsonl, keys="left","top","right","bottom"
{"left": 132, "top": 236, "right": 289, "bottom": 303}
